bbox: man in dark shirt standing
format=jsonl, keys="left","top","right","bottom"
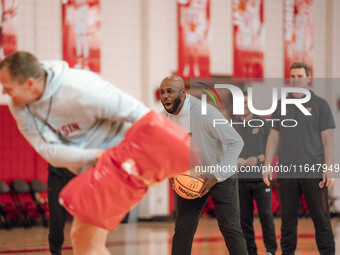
{"left": 264, "top": 62, "right": 335, "bottom": 255}
{"left": 235, "top": 92, "right": 277, "bottom": 255}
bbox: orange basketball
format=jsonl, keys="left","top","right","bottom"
{"left": 173, "top": 173, "right": 205, "bottom": 199}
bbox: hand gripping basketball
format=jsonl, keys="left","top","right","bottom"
{"left": 173, "top": 171, "right": 206, "bottom": 199}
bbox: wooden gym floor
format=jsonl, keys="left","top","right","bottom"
{"left": 0, "top": 217, "right": 340, "bottom": 254}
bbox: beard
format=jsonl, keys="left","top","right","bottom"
{"left": 163, "top": 95, "right": 182, "bottom": 114}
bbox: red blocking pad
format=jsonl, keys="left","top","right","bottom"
{"left": 59, "top": 111, "right": 199, "bottom": 230}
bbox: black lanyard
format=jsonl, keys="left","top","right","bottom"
{"left": 26, "top": 97, "right": 53, "bottom": 143}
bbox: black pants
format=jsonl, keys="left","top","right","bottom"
{"left": 239, "top": 181, "right": 277, "bottom": 255}
{"left": 278, "top": 178, "right": 335, "bottom": 255}
{"left": 171, "top": 176, "right": 247, "bottom": 255}
{"left": 47, "top": 165, "right": 76, "bottom": 255}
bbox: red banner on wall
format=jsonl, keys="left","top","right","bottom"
{"left": 232, "top": 0, "right": 265, "bottom": 78}
{"left": 284, "top": 0, "right": 313, "bottom": 78}
{"left": 62, "top": 0, "right": 101, "bottom": 73}
{"left": 0, "top": 0, "right": 18, "bottom": 61}
{"left": 178, "top": 0, "right": 210, "bottom": 79}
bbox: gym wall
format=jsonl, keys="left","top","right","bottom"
{"left": 0, "top": 0, "right": 339, "bottom": 217}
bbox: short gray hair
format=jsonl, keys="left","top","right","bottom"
{"left": 290, "top": 62, "right": 311, "bottom": 77}
{"left": 0, "top": 51, "right": 45, "bottom": 84}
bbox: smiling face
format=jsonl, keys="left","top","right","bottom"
{"left": 160, "top": 77, "right": 186, "bottom": 115}
{"left": 0, "top": 67, "right": 33, "bottom": 107}
{"left": 0, "top": 51, "right": 46, "bottom": 107}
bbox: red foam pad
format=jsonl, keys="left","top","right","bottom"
{"left": 59, "top": 111, "right": 199, "bottom": 230}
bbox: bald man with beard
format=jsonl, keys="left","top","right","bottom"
{"left": 160, "top": 75, "right": 247, "bottom": 255}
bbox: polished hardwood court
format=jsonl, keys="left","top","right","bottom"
{"left": 0, "top": 217, "right": 340, "bottom": 254}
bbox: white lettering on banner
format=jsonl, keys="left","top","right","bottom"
{"left": 284, "top": 0, "right": 295, "bottom": 41}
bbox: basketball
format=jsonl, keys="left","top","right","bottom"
{"left": 173, "top": 173, "right": 205, "bottom": 199}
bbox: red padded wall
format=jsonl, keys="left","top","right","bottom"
{"left": 0, "top": 105, "right": 48, "bottom": 184}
